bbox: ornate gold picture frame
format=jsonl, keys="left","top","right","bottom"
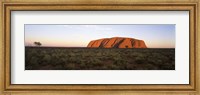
{"left": 0, "top": 0, "right": 199, "bottom": 95}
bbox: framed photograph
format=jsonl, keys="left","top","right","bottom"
{"left": 0, "top": 0, "right": 199, "bottom": 94}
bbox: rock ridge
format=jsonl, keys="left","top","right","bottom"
{"left": 87, "top": 37, "right": 147, "bottom": 48}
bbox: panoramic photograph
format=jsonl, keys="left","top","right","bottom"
{"left": 25, "top": 24, "right": 175, "bottom": 70}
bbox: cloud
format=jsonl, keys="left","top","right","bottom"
{"left": 82, "top": 25, "right": 98, "bottom": 28}
{"left": 104, "top": 27, "right": 112, "bottom": 31}
{"left": 62, "top": 25, "right": 69, "bottom": 27}
{"left": 62, "top": 25, "right": 74, "bottom": 28}
{"left": 59, "top": 25, "right": 113, "bottom": 32}
{"left": 81, "top": 25, "right": 113, "bottom": 32}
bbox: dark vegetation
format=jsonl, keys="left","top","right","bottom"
{"left": 25, "top": 47, "right": 175, "bottom": 70}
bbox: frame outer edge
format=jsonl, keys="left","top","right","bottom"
{"left": 197, "top": 1, "right": 199, "bottom": 95}
{"left": 3, "top": 3, "right": 197, "bottom": 92}
{"left": 0, "top": 1, "right": 199, "bottom": 94}
{"left": 0, "top": 1, "right": 3, "bottom": 94}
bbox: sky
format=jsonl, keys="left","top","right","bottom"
{"left": 25, "top": 24, "right": 175, "bottom": 48}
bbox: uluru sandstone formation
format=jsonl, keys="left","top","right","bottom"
{"left": 87, "top": 37, "right": 147, "bottom": 48}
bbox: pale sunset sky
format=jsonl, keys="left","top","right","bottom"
{"left": 25, "top": 24, "right": 175, "bottom": 48}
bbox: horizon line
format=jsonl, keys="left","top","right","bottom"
{"left": 25, "top": 46, "right": 175, "bottom": 49}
